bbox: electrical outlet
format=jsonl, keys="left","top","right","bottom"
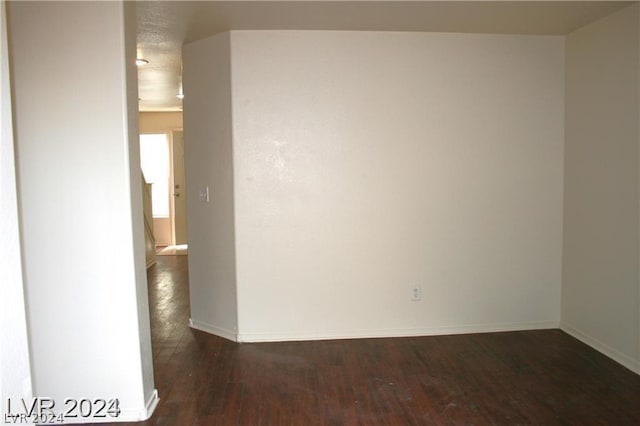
{"left": 411, "top": 285, "right": 422, "bottom": 301}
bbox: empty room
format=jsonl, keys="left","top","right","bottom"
{"left": 2, "top": 1, "right": 639, "bottom": 424}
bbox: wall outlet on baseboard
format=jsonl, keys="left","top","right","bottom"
{"left": 411, "top": 285, "right": 422, "bottom": 301}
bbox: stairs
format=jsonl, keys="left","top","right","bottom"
{"left": 142, "top": 174, "right": 156, "bottom": 268}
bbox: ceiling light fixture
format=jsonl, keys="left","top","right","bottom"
{"left": 136, "top": 58, "right": 149, "bottom": 66}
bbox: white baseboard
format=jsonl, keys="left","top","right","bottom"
{"left": 561, "top": 322, "right": 639, "bottom": 374}
{"left": 189, "top": 318, "right": 238, "bottom": 342}
{"left": 142, "top": 389, "right": 159, "bottom": 420}
{"left": 108, "top": 388, "right": 159, "bottom": 423}
{"left": 237, "top": 320, "right": 559, "bottom": 343}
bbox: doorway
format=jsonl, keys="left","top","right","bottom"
{"left": 138, "top": 112, "right": 187, "bottom": 251}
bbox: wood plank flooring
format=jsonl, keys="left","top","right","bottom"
{"left": 118, "top": 256, "right": 639, "bottom": 425}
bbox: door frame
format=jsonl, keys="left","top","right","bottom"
{"left": 169, "top": 129, "right": 187, "bottom": 245}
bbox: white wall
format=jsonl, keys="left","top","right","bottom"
{"left": 229, "top": 30, "right": 565, "bottom": 341}
{"left": 0, "top": 0, "right": 33, "bottom": 416}
{"left": 8, "top": 1, "right": 156, "bottom": 421}
{"left": 139, "top": 112, "right": 183, "bottom": 133}
{"left": 183, "top": 33, "right": 239, "bottom": 340}
{"left": 562, "top": 3, "right": 640, "bottom": 374}
{"left": 123, "top": 1, "right": 156, "bottom": 410}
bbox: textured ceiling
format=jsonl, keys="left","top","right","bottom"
{"left": 136, "top": 1, "right": 634, "bottom": 112}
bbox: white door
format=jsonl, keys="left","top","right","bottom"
{"left": 171, "top": 130, "right": 188, "bottom": 245}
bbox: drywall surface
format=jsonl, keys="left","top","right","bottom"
{"left": 563, "top": 3, "right": 640, "bottom": 373}
{"left": 0, "top": 0, "right": 32, "bottom": 414}
{"left": 152, "top": 217, "right": 172, "bottom": 246}
{"left": 124, "top": 0, "right": 157, "bottom": 412}
{"left": 139, "top": 111, "right": 183, "bottom": 133}
{"left": 183, "top": 33, "right": 238, "bottom": 339}
{"left": 8, "top": 1, "right": 155, "bottom": 420}
{"left": 230, "top": 30, "right": 565, "bottom": 341}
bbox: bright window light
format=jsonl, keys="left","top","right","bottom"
{"left": 140, "top": 134, "right": 170, "bottom": 218}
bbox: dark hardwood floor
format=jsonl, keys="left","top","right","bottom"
{"left": 118, "top": 256, "right": 639, "bottom": 425}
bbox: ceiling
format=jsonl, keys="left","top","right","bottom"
{"left": 136, "top": 1, "right": 634, "bottom": 112}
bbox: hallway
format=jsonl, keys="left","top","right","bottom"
{"left": 119, "top": 256, "right": 640, "bottom": 425}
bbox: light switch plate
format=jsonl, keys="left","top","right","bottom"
{"left": 199, "top": 186, "right": 209, "bottom": 203}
